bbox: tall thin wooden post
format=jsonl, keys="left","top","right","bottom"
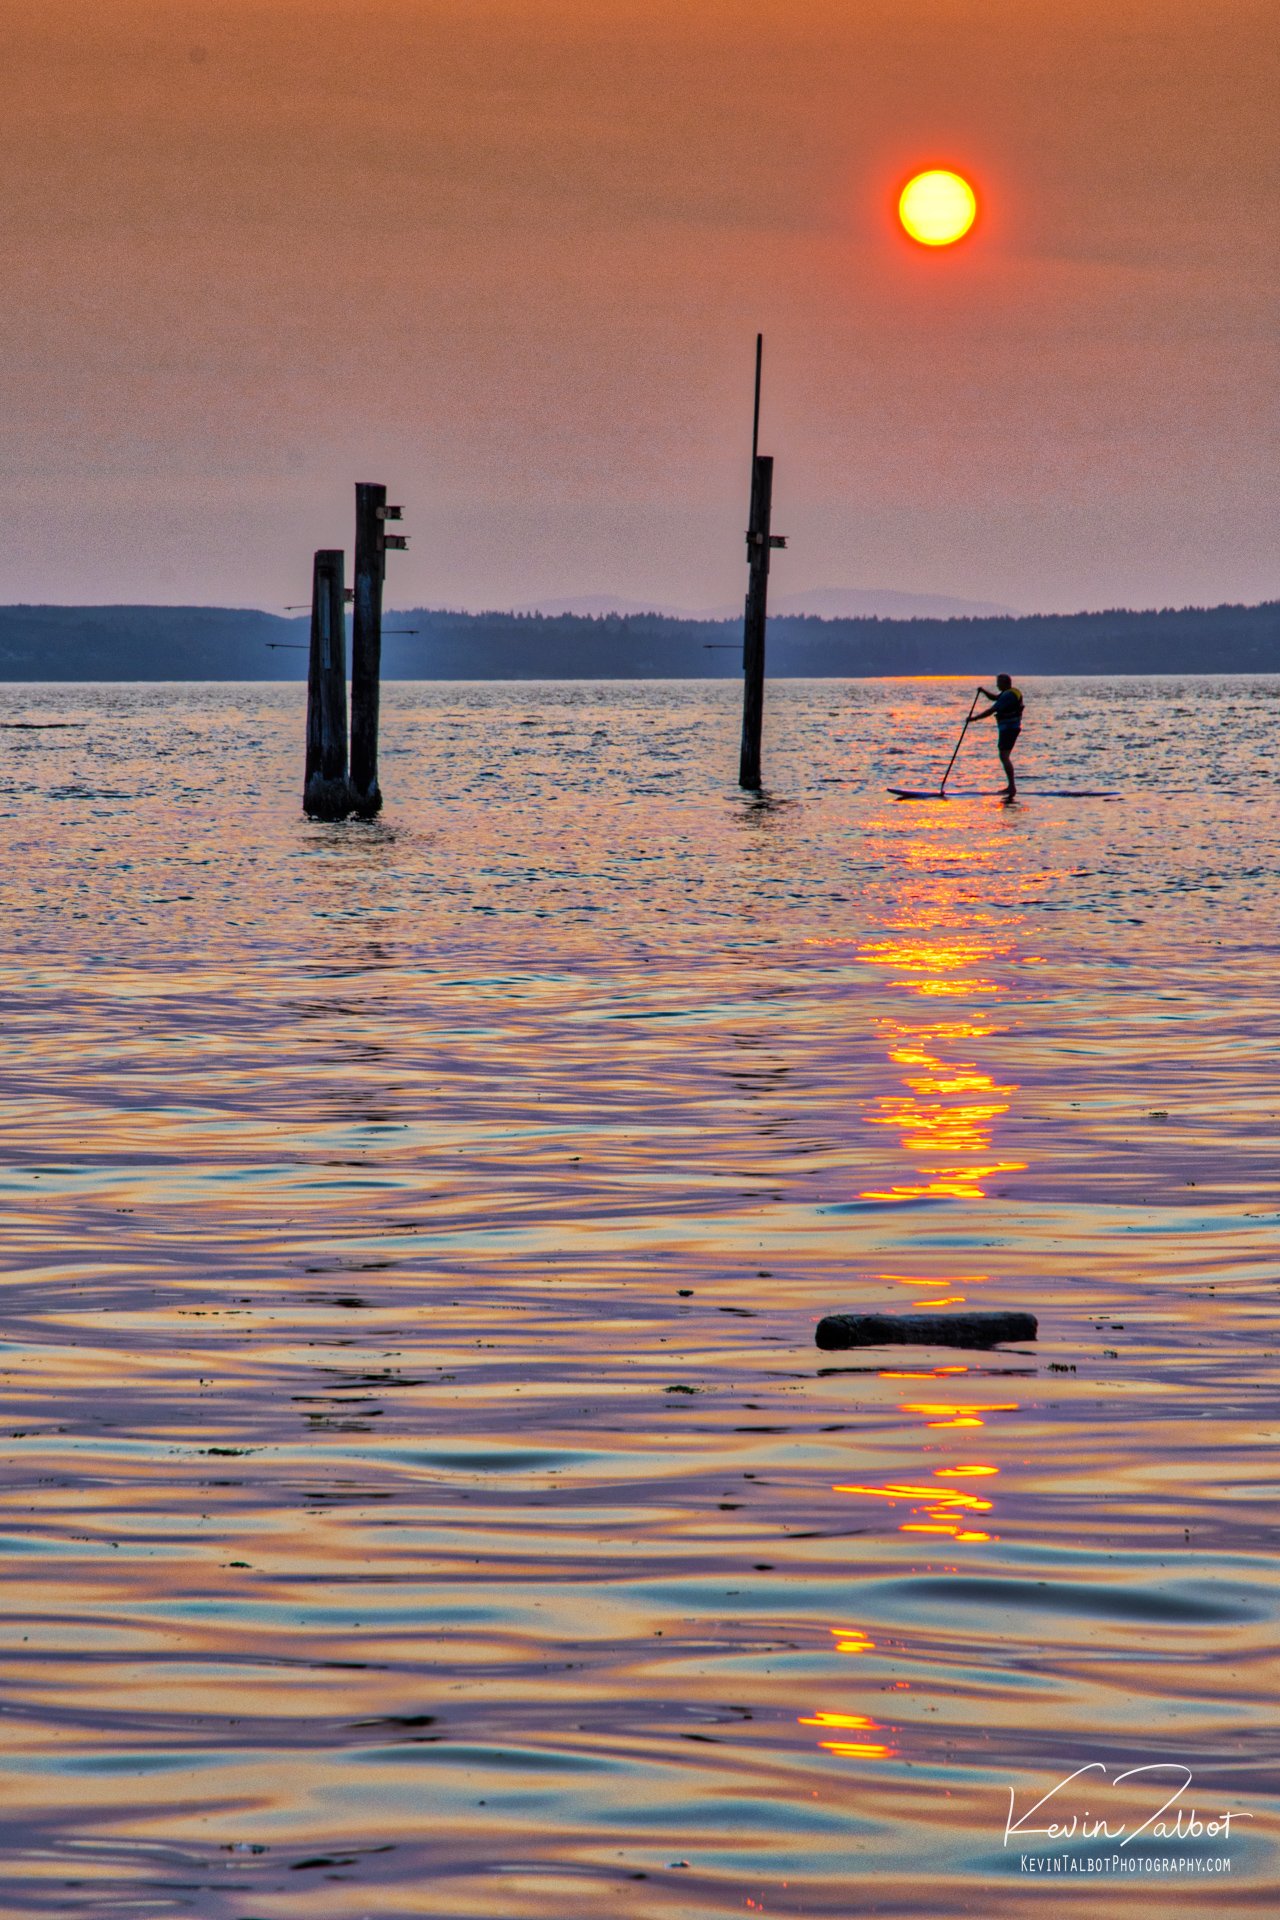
{"left": 350, "top": 481, "right": 386, "bottom": 817}
{"left": 348, "top": 481, "right": 408, "bottom": 816}
{"left": 304, "top": 548, "right": 352, "bottom": 819}
{"left": 739, "top": 453, "right": 774, "bottom": 790}
{"left": 739, "top": 335, "right": 784, "bottom": 790}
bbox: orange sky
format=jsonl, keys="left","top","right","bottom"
{"left": 2, "top": 0, "right": 1276, "bottom": 612}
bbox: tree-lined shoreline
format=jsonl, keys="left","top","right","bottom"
{"left": 1, "top": 599, "right": 1278, "bottom": 680}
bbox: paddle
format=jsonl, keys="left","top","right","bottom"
{"left": 937, "top": 688, "right": 982, "bottom": 796}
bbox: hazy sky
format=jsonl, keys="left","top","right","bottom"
{"left": 3, "top": 0, "right": 1276, "bottom": 613}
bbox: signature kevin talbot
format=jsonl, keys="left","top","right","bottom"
{"left": 1004, "top": 1763, "right": 1251, "bottom": 1848}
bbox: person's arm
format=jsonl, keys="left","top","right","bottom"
{"left": 969, "top": 702, "right": 997, "bottom": 722}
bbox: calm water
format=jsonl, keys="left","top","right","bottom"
{"left": 0, "top": 677, "right": 1277, "bottom": 1916}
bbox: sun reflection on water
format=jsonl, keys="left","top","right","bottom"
{"left": 855, "top": 900, "right": 1028, "bottom": 1204}
{"left": 826, "top": 1371, "right": 1019, "bottom": 1550}
{"left": 801, "top": 1638, "right": 900, "bottom": 1761}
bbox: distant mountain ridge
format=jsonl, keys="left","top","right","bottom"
{"left": 1, "top": 599, "right": 1278, "bottom": 679}
{"left": 761, "top": 587, "right": 1020, "bottom": 621}
{"left": 520, "top": 587, "right": 1019, "bottom": 620}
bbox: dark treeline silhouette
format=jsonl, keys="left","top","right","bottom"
{"left": 0, "top": 606, "right": 292, "bottom": 680}
{"left": 2, "top": 599, "right": 1279, "bottom": 680}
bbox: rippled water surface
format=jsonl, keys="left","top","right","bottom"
{"left": 0, "top": 677, "right": 1277, "bottom": 1916}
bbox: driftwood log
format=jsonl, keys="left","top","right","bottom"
{"left": 815, "top": 1310, "right": 1038, "bottom": 1352}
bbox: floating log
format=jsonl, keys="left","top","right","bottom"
{"left": 815, "top": 1310, "right": 1038, "bottom": 1352}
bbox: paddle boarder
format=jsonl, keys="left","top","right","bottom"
{"left": 968, "top": 675, "right": 1023, "bottom": 797}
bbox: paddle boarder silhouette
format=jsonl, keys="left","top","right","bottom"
{"left": 969, "top": 675, "right": 1023, "bottom": 798}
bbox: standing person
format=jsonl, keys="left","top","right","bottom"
{"left": 969, "top": 674, "right": 1024, "bottom": 798}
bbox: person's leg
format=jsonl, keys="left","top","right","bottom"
{"left": 998, "top": 732, "right": 1017, "bottom": 796}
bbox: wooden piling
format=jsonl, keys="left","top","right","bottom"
{"left": 349, "top": 481, "right": 386, "bottom": 817}
{"left": 739, "top": 335, "right": 783, "bottom": 790}
{"left": 739, "top": 452, "right": 774, "bottom": 790}
{"left": 303, "top": 549, "right": 352, "bottom": 820}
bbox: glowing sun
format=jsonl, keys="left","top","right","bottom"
{"left": 898, "top": 170, "right": 977, "bottom": 247}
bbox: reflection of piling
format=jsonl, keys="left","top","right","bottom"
{"left": 738, "top": 335, "right": 784, "bottom": 791}
{"left": 303, "top": 549, "right": 352, "bottom": 820}
{"left": 349, "top": 482, "right": 386, "bottom": 817}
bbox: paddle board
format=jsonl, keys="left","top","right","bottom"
{"left": 888, "top": 786, "right": 1121, "bottom": 800}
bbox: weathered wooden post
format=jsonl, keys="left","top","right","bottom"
{"left": 303, "top": 548, "right": 352, "bottom": 819}
{"left": 349, "top": 482, "right": 407, "bottom": 817}
{"left": 349, "top": 483, "right": 385, "bottom": 817}
{"left": 738, "top": 334, "right": 785, "bottom": 791}
{"left": 739, "top": 455, "right": 774, "bottom": 789}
